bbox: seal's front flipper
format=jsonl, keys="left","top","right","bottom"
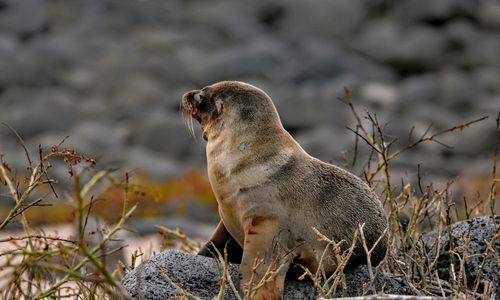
{"left": 240, "top": 216, "right": 291, "bottom": 300}
{"left": 198, "top": 220, "right": 243, "bottom": 263}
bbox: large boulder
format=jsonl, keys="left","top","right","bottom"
{"left": 422, "top": 215, "right": 499, "bottom": 297}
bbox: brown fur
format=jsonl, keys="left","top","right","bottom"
{"left": 182, "top": 81, "right": 388, "bottom": 299}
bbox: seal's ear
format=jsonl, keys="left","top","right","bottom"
{"left": 215, "top": 99, "right": 223, "bottom": 114}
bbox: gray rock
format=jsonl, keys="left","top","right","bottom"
{"left": 443, "top": 21, "right": 500, "bottom": 67}
{"left": 472, "top": 66, "right": 500, "bottom": 97}
{"left": 119, "top": 146, "right": 183, "bottom": 179}
{"left": 360, "top": 82, "right": 398, "bottom": 108}
{"left": 187, "top": 36, "right": 291, "bottom": 83}
{"left": 343, "top": 264, "right": 410, "bottom": 297}
{"left": 343, "top": 54, "right": 398, "bottom": 83}
{"left": 282, "top": 0, "right": 366, "bottom": 39}
{"left": 398, "top": 74, "right": 438, "bottom": 107}
{"left": 289, "top": 37, "right": 396, "bottom": 84}
{"left": 436, "top": 114, "right": 497, "bottom": 157}
{"left": 0, "top": 88, "right": 79, "bottom": 138}
{"left": 70, "top": 121, "right": 128, "bottom": 152}
{"left": 294, "top": 125, "right": 354, "bottom": 163}
{"left": 477, "top": 0, "right": 500, "bottom": 29}
{"left": 184, "top": 1, "right": 262, "bottom": 42}
{"left": 108, "top": 75, "right": 167, "bottom": 110}
{"left": 98, "top": 0, "right": 183, "bottom": 26}
{"left": 272, "top": 83, "right": 327, "bottom": 129}
{"left": 435, "top": 70, "right": 474, "bottom": 111}
{"left": 0, "top": 0, "right": 498, "bottom": 200}
{"left": 0, "top": 0, "right": 47, "bottom": 38}
{"left": 289, "top": 38, "right": 348, "bottom": 82}
{"left": 397, "top": 69, "right": 481, "bottom": 114}
{"left": 122, "top": 249, "right": 251, "bottom": 300}
{"left": 394, "top": 0, "right": 477, "bottom": 23}
{"left": 130, "top": 111, "right": 204, "bottom": 161}
{"left": 0, "top": 37, "right": 47, "bottom": 86}
{"left": 267, "top": 80, "right": 360, "bottom": 130}
{"left": 352, "top": 21, "right": 445, "bottom": 72}
{"left": 122, "top": 250, "right": 409, "bottom": 299}
{"left": 422, "top": 216, "right": 500, "bottom": 296}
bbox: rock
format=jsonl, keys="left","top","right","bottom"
{"left": 21, "top": 121, "right": 127, "bottom": 163}
{"left": 352, "top": 21, "right": 445, "bottom": 73}
{"left": 184, "top": 1, "right": 262, "bottom": 42}
{"left": 266, "top": 80, "right": 361, "bottom": 130}
{"left": 69, "top": 121, "right": 128, "bottom": 152}
{"left": 294, "top": 125, "right": 354, "bottom": 163}
{"left": 100, "top": 0, "right": 183, "bottom": 26}
{"left": 272, "top": 83, "right": 327, "bottom": 129}
{"left": 62, "top": 68, "right": 96, "bottom": 91}
{"left": 443, "top": 21, "right": 500, "bottom": 67}
{"left": 290, "top": 37, "right": 396, "bottom": 84}
{"left": 436, "top": 114, "right": 497, "bottom": 157}
{"left": 0, "top": 88, "right": 79, "bottom": 138}
{"left": 394, "top": 0, "right": 477, "bottom": 23}
{"left": 122, "top": 249, "right": 250, "bottom": 300}
{"left": 472, "top": 66, "right": 500, "bottom": 97}
{"left": 129, "top": 111, "right": 204, "bottom": 161}
{"left": 422, "top": 216, "right": 500, "bottom": 296}
{"left": 360, "top": 82, "right": 398, "bottom": 108}
{"left": 435, "top": 69, "right": 476, "bottom": 112}
{"left": 0, "top": 36, "right": 46, "bottom": 86}
{"left": 477, "top": 0, "right": 500, "bottom": 29}
{"left": 321, "top": 296, "right": 446, "bottom": 300}
{"left": 289, "top": 38, "right": 348, "bottom": 82}
{"left": 282, "top": 0, "right": 366, "bottom": 39}
{"left": 108, "top": 75, "right": 167, "bottom": 110}
{"left": 187, "top": 36, "right": 291, "bottom": 83}
{"left": 0, "top": 0, "right": 48, "bottom": 39}
{"left": 397, "top": 74, "right": 438, "bottom": 108}
{"left": 343, "top": 264, "right": 410, "bottom": 297}
{"left": 120, "top": 146, "right": 183, "bottom": 179}
{"left": 395, "top": 69, "right": 482, "bottom": 122}
{"left": 0, "top": 0, "right": 499, "bottom": 203}
{"left": 342, "top": 55, "right": 397, "bottom": 83}
{"left": 122, "top": 249, "right": 409, "bottom": 299}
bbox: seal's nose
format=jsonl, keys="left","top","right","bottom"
{"left": 193, "top": 91, "right": 207, "bottom": 104}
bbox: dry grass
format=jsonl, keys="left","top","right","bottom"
{"left": 0, "top": 138, "right": 135, "bottom": 299}
{"left": 0, "top": 92, "right": 498, "bottom": 299}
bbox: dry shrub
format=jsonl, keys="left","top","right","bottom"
{"left": 0, "top": 136, "right": 134, "bottom": 299}
{"left": 0, "top": 90, "right": 498, "bottom": 299}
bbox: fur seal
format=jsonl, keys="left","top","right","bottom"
{"left": 181, "top": 81, "right": 387, "bottom": 299}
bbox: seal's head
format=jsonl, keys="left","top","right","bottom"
{"left": 181, "top": 81, "right": 281, "bottom": 141}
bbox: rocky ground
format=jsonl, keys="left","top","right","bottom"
{"left": 0, "top": 1, "right": 499, "bottom": 228}
{"left": 123, "top": 216, "right": 499, "bottom": 299}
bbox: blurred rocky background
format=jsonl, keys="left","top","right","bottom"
{"left": 0, "top": 0, "right": 499, "bottom": 240}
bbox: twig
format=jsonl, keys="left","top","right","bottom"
{"left": 487, "top": 110, "right": 499, "bottom": 215}
{"left": 8, "top": 198, "right": 46, "bottom": 220}
{"left": 2, "top": 123, "right": 33, "bottom": 170}
{"left": 387, "top": 116, "right": 488, "bottom": 161}
{"left": 154, "top": 262, "right": 202, "bottom": 300}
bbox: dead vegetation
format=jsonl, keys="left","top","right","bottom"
{"left": 0, "top": 92, "right": 498, "bottom": 299}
